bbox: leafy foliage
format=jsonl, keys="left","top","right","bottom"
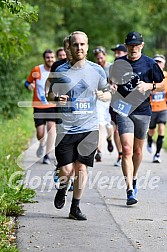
{"left": 0, "top": 109, "right": 35, "bottom": 251}
{"left": 0, "top": 2, "right": 38, "bottom": 117}
{"left": 0, "top": 0, "right": 23, "bottom": 14}
{"left": 0, "top": 0, "right": 38, "bottom": 22}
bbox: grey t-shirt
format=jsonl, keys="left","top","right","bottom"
{"left": 51, "top": 60, "right": 108, "bottom": 134}
{"left": 103, "top": 62, "right": 112, "bottom": 78}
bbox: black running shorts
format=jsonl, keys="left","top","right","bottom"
{"left": 33, "top": 107, "right": 56, "bottom": 127}
{"left": 55, "top": 131, "right": 99, "bottom": 168}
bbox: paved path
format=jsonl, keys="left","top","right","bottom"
{"left": 16, "top": 134, "right": 167, "bottom": 252}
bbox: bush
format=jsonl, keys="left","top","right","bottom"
{"left": 0, "top": 109, "right": 35, "bottom": 251}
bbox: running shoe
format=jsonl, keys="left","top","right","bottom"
{"left": 54, "top": 186, "right": 68, "bottom": 209}
{"left": 69, "top": 206, "right": 87, "bottom": 220}
{"left": 95, "top": 151, "right": 102, "bottom": 162}
{"left": 153, "top": 154, "right": 161, "bottom": 163}
{"left": 126, "top": 189, "right": 138, "bottom": 205}
{"left": 114, "top": 157, "right": 122, "bottom": 167}
{"left": 133, "top": 179, "right": 138, "bottom": 197}
{"left": 107, "top": 137, "right": 114, "bottom": 152}
{"left": 147, "top": 143, "right": 153, "bottom": 153}
{"left": 36, "top": 144, "right": 45, "bottom": 158}
{"left": 43, "top": 154, "right": 51, "bottom": 165}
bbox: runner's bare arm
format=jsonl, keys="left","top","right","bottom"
{"left": 137, "top": 81, "right": 165, "bottom": 93}
{"left": 95, "top": 89, "right": 112, "bottom": 102}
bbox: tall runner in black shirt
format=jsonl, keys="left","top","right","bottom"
{"left": 110, "top": 32, "right": 164, "bottom": 205}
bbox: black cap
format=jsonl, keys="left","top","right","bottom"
{"left": 125, "top": 31, "right": 143, "bottom": 45}
{"left": 111, "top": 44, "right": 127, "bottom": 52}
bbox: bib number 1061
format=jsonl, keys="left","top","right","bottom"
{"left": 76, "top": 102, "right": 91, "bottom": 109}
{"left": 72, "top": 97, "right": 93, "bottom": 114}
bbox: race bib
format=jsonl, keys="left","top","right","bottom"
{"left": 72, "top": 97, "right": 93, "bottom": 114}
{"left": 152, "top": 92, "right": 165, "bottom": 102}
{"left": 112, "top": 99, "right": 132, "bottom": 117}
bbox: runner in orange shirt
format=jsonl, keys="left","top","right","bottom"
{"left": 25, "top": 49, "right": 56, "bottom": 164}
{"left": 147, "top": 55, "right": 167, "bottom": 163}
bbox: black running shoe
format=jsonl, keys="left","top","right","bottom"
{"left": 126, "top": 189, "right": 138, "bottom": 206}
{"left": 107, "top": 137, "right": 114, "bottom": 152}
{"left": 95, "top": 151, "right": 102, "bottom": 162}
{"left": 69, "top": 206, "right": 87, "bottom": 220}
{"left": 54, "top": 187, "right": 67, "bottom": 209}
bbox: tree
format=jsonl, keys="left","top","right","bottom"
{"left": 0, "top": 0, "right": 38, "bottom": 117}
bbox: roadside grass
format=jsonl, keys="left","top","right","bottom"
{"left": 152, "top": 125, "right": 167, "bottom": 150}
{"left": 0, "top": 108, "right": 35, "bottom": 251}
{"left": 164, "top": 125, "right": 167, "bottom": 149}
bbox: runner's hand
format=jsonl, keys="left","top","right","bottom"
{"left": 137, "top": 81, "right": 150, "bottom": 95}
{"left": 58, "top": 95, "right": 69, "bottom": 105}
{"left": 95, "top": 89, "right": 104, "bottom": 100}
{"left": 110, "top": 83, "right": 118, "bottom": 94}
{"left": 28, "top": 82, "right": 35, "bottom": 91}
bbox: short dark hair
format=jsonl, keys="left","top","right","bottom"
{"left": 42, "top": 49, "right": 55, "bottom": 58}
{"left": 56, "top": 47, "right": 65, "bottom": 57}
{"left": 63, "top": 36, "right": 69, "bottom": 48}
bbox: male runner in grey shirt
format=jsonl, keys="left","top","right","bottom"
{"left": 48, "top": 31, "right": 111, "bottom": 220}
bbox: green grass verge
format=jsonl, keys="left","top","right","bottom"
{"left": 162, "top": 125, "right": 167, "bottom": 150}
{"left": 152, "top": 125, "right": 167, "bottom": 150}
{"left": 0, "top": 108, "right": 36, "bottom": 251}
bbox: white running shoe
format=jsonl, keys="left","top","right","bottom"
{"left": 43, "top": 155, "right": 51, "bottom": 165}
{"left": 153, "top": 155, "right": 161, "bottom": 163}
{"left": 36, "top": 144, "right": 45, "bottom": 158}
{"left": 147, "top": 143, "right": 153, "bottom": 153}
{"left": 114, "top": 158, "right": 122, "bottom": 167}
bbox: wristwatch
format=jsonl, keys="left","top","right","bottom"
{"left": 152, "top": 83, "right": 156, "bottom": 90}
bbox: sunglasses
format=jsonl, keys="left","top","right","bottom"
{"left": 93, "top": 48, "right": 106, "bottom": 54}
{"left": 155, "top": 60, "right": 164, "bottom": 64}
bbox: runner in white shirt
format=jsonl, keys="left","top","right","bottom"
{"left": 93, "top": 46, "right": 113, "bottom": 162}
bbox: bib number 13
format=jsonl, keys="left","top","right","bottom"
{"left": 113, "top": 99, "right": 132, "bottom": 117}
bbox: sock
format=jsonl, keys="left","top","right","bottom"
{"left": 39, "top": 139, "right": 45, "bottom": 146}
{"left": 156, "top": 135, "right": 164, "bottom": 154}
{"left": 127, "top": 188, "right": 133, "bottom": 192}
{"left": 133, "top": 179, "right": 137, "bottom": 188}
{"left": 118, "top": 152, "right": 122, "bottom": 159}
{"left": 107, "top": 135, "right": 112, "bottom": 141}
{"left": 71, "top": 198, "right": 80, "bottom": 208}
{"left": 147, "top": 134, "right": 153, "bottom": 146}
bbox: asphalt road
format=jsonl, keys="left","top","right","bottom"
{"left": 16, "top": 134, "right": 167, "bottom": 252}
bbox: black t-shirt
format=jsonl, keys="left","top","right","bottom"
{"left": 110, "top": 54, "right": 164, "bottom": 115}
{"left": 51, "top": 58, "right": 67, "bottom": 72}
